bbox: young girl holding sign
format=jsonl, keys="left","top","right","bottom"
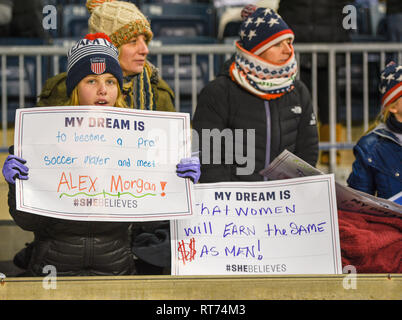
{"left": 2, "top": 34, "right": 200, "bottom": 276}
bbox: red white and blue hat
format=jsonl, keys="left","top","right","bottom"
{"left": 238, "top": 6, "right": 294, "bottom": 56}
{"left": 66, "top": 33, "right": 123, "bottom": 97}
{"left": 379, "top": 61, "right": 402, "bottom": 110}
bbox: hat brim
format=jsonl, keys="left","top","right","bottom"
{"left": 251, "top": 29, "right": 294, "bottom": 56}
{"left": 382, "top": 82, "right": 402, "bottom": 109}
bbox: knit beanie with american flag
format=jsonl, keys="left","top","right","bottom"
{"left": 230, "top": 5, "right": 298, "bottom": 100}
{"left": 66, "top": 33, "right": 123, "bottom": 97}
{"left": 379, "top": 61, "right": 402, "bottom": 110}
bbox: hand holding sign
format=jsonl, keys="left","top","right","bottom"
{"left": 2, "top": 155, "right": 29, "bottom": 184}
{"left": 176, "top": 157, "right": 201, "bottom": 184}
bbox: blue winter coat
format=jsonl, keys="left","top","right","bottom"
{"left": 347, "top": 123, "right": 402, "bottom": 199}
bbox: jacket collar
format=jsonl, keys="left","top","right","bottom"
{"left": 372, "top": 123, "right": 402, "bottom": 146}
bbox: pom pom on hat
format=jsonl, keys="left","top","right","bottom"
{"left": 66, "top": 33, "right": 123, "bottom": 97}
{"left": 86, "top": 0, "right": 115, "bottom": 14}
{"left": 379, "top": 61, "right": 402, "bottom": 110}
{"left": 240, "top": 4, "right": 257, "bottom": 21}
{"left": 84, "top": 32, "right": 112, "bottom": 42}
{"left": 239, "top": 6, "right": 294, "bottom": 56}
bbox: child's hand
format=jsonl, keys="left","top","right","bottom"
{"left": 2, "top": 155, "right": 29, "bottom": 184}
{"left": 176, "top": 157, "right": 201, "bottom": 184}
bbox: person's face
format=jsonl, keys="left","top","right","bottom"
{"left": 119, "top": 35, "right": 149, "bottom": 76}
{"left": 77, "top": 73, "right": 118, "bottom": 106}
{"left": 389, "top": 97, "right": 402, "bottom": 122}
{"left": 259, "top": 38, "right": 293, "bottom": 65}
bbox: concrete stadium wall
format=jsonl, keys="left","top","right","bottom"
{"left": 0, "top": 274, "right": 400, "bottom": 300}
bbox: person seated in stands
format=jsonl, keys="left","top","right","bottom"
{"left": 192, "top": 5, "right": 319, "bottom": 183}
{"left": 347, "top": 61, "right": 402, "bottom": 200}
{"left": 38, "top": 0, "right": 175, "bottom": 112}
{"left": 2, "top": 33, "right": 200, "bottom": 277}
{"left": 34, "top": 0, "right": 183, "bottom": 275}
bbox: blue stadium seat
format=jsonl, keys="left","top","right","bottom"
{"left": 353, "top": 0, "right": 386, "bottom": 40}
{"left": 137, "top": 0, "right": 211, "bottom": 7}
{"left": 148, "top": 36, "right": 217, "bottom": 99}
{"left": 0, "top": 38, "right": 44, "bottom": 46}
{"left": 56, "top": 0, "right": 84, "bottom": 4}
{"left": 141, "top": 3, "right": 215, "bottom": 37}
{"left": 215, "top": 6, "right": 242, "bottom": 42}
{"left": 1, "top": 59, "right": 37, "bottom": 122}
{"left": 61, "top": 5, "right": 90, "bottom": 38}
{"left": 0, "top": 38, "right": 45, "bottom": 122}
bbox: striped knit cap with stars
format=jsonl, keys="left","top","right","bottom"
{"left": 239, "top": 7, "right": 294, "bottom": 56}
{"left": 230, "top": 6, "right": 297, "bottom": 100}
{"left": 379, "top": 61, "right": 402, "bottom": 110}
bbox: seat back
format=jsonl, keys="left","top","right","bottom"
{"left": 142, "top": 3, "right": 215, "bottom": 37}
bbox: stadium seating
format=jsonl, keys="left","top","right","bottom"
{"left": 141, "top": 2, "right": 215, "bottom": 38}
{"left": 137, "top": 2, "right": 217, "bottom": 114}
{"left": 353, "top": 0, "right": 387, "bottom": 41}
{"left": 0, "top": 38, "right": 45, "bottom": 123}
{"left": 149, "top": 35, "right": 218, "bottom": 114}
{"left": 216, "top": 6, "right": 242, "bottom": 43}
{"left": 61, "top": 4, "right": 90, "bottom": 38}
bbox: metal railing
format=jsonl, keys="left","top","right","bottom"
{"left": 1, "top": 42, "right": 401, "bottom": 172}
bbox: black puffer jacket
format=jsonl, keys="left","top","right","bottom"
{"left": 8, "top": 184, "right": 135, "bottom": 276}
{"left": 192, "top": 70, "right": 318, "bottom": 183}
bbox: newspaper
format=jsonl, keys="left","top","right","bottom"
{"left": 260, "top": 150, "right": 402, "bottom": 218}
{"left": 389, "top": 191, "right": 402, "bottom": 205}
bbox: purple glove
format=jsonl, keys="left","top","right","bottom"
{"left": 2, "top": 155, "right": 29, "bottom": 184}
{"left": 176, "top": 157, "right": 201, "bottom": 184}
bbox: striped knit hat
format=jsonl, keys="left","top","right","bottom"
{"left": 86, "top": 0, "right": 153, "bottom": 48}
{"left": 229, "top": 6, "right": 297, "bottom": 100}
{"left": 379, "top": 61, "right": 402, "bottom": 110}
{"left": 239, "top": 6, "right": 294, "bottom": 56}
{"left": 66, "top": 33, "right": 123, "bottom": 97}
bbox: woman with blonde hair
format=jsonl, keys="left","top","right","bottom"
{"left": 347, "top": 62, "right": 402, "bottom": 199}
{"left": 36, "top": 1, "right": 198, "bottom": 274}
{"left": 38, "top": 0, "right": 175, "bottom": 112}
{"left": 2, "top": 34, "right": 200, "bottom": 276}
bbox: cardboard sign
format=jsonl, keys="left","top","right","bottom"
{"left": 14, "top": 106, "right": 195, "bottom": 221}
{"left": 171, "top": 175, "right": 342, "bottom": 275}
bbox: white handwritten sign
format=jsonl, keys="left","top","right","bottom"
{"left": 171, "top": 175, "right": 342, "bottom": 275}
{"left": 14, "top": 106, "right": 195, "bottom": 221}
